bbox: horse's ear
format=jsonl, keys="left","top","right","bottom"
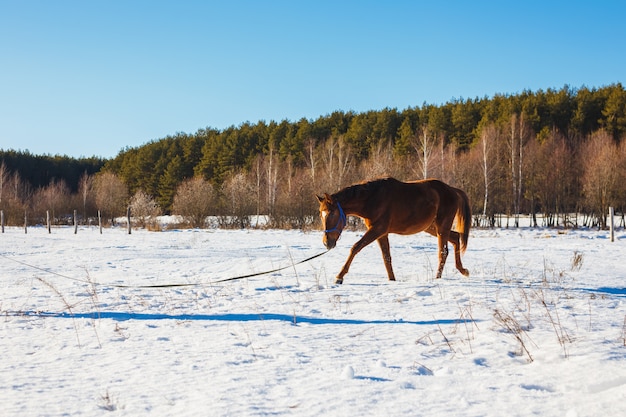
{"left": 317, "top": 193, "right": 333, "bottom": 203}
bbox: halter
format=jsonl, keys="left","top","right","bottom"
{"left": 323, "top": 202, "right": 346, "bottom": 233}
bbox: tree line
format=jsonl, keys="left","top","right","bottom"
{"left": 1, "top": 83, "right": 625, "bottom": 229}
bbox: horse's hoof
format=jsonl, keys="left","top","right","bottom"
{"left": 335, "top": 278, "right": 343, "bottom": 285}
{"left": 388, "top": 277, "right": 396, "bottom": 282}
{"left": 461, "top": 269, "right": 470, "bottom": 277}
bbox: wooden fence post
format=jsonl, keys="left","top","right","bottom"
{"left": 47, "top": 210, "right": 51, "bottom": 233}
{"left": 609, "top": 207, "right": 615, "bottom": 242}
{"left": 98, "top": 210, "right": 102, "bottom": 234}
{"left": 24, "top": 211, "right": 27, "bottom": 234}
{"left": 1, "top": 210, "right": 4, "bottom": 233}
{"left": 74, "top": 209, "right": 78, "bottom": 234}
{"left": 127, "top": 206, "right": 132, "bottom": 235}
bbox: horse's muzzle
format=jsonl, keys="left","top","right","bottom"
{"left": 323, "top": 235, "right": 337, "bottom": 250}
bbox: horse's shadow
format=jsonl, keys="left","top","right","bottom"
{"left": 581, "top": 287, "right": 626, "bottom": 297}
{"left": 16, "top": 310, "right": 474, "bottom": 326}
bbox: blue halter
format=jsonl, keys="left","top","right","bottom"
{"left": 323, "top": 202, "right": 346, "bottom": 233}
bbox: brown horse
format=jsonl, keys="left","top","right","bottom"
{"left": 317, "top": 177, "right": 471, "bottom": 284}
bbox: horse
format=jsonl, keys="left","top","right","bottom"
{"left": 317, "top": 177, "right": 471, "bottom": 284}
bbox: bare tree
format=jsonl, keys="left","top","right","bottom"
{"left": 251, "top": 154, "right": 264, "bottom": 220}
{"left": 436, "top": 140, "right": 459, "bottom": 186}
{"left": 304, "top": 137, "right": 318, "bottom": 185}
{"left": 285, "top": 155, "right": 295, "bottom": 195}
{"left": 547, "top": 136, "right": 577, "bottom": 227}
{"left": 582, "top": 130, "right": 621, "bottom": 228}
{"left": 412, "top": 125, "right": 437, "bottom": 179}
{"left": 3, "top": 171, "right": 29, "bottom": 225}
{"left": 129, "top": 189, "right": 162, "bottom": 229}
{"left": 221, "top": 171, "right": 255, "bottom": 228}
{"left": 320, "top": 134, "right": 354, "bottom": 191}
{"left": 360, "top": 141, "right": 396, "bottom": 180}
{"left": 273, "top": 167, "right": 318, "bottom": 229}
{"left": 506, "top": 114, "right": 519, "bottom": 224}
{"left": 172, "top": 177, "right": 215, "bottom": 228}
{"left": 266, "top": 146, "right": 279, "bottom": 216}
{"left": 335, "top": 136, "right": 354, "bottom": 188}
{"left": 479, "top": 124, "right": 498, "bottom": 219}
{"left": 34, "top": 180, "right": 71, "bottom": 224}
{"left": 0, "top": 162, "right": 26, "bottom": 226}
{"left": 93, "top": 172, "right": 128, "bottom": 225}
{"left": 523, "top": 138, "right": 542, "bottom": 227}
{"left": 78, "top": 172, "right": 94, "bottom": 223}
{"left": 0, "top": 161, "right": 7, "bottom": 205}
{"left": 454, "top": 147, "right": 483, "bottom": 225}
{"left": 525, "top": 132, "right": 576, "bottom": 227}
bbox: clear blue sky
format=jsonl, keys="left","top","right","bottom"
{"left": 1, "top": 1, "right": 625, "bottom": 158}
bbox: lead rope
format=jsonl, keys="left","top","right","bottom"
{"left": 1, "top": 249, "right": 329, "bottom": 289}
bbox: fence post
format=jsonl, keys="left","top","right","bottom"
{"left": 1, "top": 210, "right": 4, "bottom": 233}
{"left": 127, "top": 206, "right": 132, "bottom": 235}
{"left": 609, "top": 207, "right": 615, "bottom": 242}
{"left": 24, "top": 211, "right": 27, "bottom": 234}
{"left": 98, "top": 210, "right": 102, "bottom": 234}
{"left": 74, "top": 209, "right": 78, "bottom": 234}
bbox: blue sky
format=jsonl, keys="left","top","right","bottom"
{"left": 1, "top": 1, "right": 625, "bottom": 158}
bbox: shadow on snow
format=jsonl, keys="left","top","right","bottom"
{"left": 580, "top": 287, "right": 626, "bottom": 298}
{"left": 14, "top": 310, "right": 475, "bottom": 326}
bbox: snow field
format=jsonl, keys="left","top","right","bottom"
{"left": 1, "top": 226, "right": 625, "bottom": 416}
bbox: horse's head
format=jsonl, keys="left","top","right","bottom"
{"left": 317, "top": 193, "right": 346, "bottom": 250}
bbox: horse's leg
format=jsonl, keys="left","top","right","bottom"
{"left": 376, "top": 235, "right": 396, "bottom": 281}
{"left": 426, "top": 225, "right": 469, "bottom": 277}
{"left": 336, "top": 228, "right": 384, "bottom": 284}
{"left": 448, "top": 231, "right": 470, "bottom": 276}
{"left": 424, "top": 224, "right": 448, "bottom": 278}
{"left": 435, "top": 231, "right": 449, "bottom": 279}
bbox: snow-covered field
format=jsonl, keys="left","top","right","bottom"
{"left": 1, "top": 225, "right": 625, "bottom": 416}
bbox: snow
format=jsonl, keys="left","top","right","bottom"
{"left": 1, "top": 225, "right": 625, "bottom": 416}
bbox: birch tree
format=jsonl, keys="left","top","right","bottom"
{"left": 0, "top": 162, "right": 7, "bottom": 205}
{"left": 506, "top": 113, "right": 529, "bottom": 226}
{"left": 412, "top": 125, "right": 437, "bottom": 179}
{"left": 321, "top": 135, "right": 353, "bottom": 191}
{"left": 479, "top": 124, "right": 498, "bottom": 219}
{"left": 78, "top": 172, "right": 93, "bottom": 222}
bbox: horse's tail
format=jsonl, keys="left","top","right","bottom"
{"left": 455, "top": 188, "right": 471, "bottom": 253}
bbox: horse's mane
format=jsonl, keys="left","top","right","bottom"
{"left": 333, "top": 177, "right": 398, "bottom": 202}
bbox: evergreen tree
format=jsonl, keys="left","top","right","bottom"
{"left": 394, "top": 117, "right": 414, "bottom": 157}
{"left": 158, "top": 155, "right": 185, "bottom": 211}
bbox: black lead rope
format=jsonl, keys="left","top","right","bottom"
{"left": 106, "top": 250, "right": 331, "bottom": 288}
{"left": 1, "top": 249, "right": 330, "bottom": 289}
{"left": 210, "top": 249, "right": 329, "bottom": 284}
